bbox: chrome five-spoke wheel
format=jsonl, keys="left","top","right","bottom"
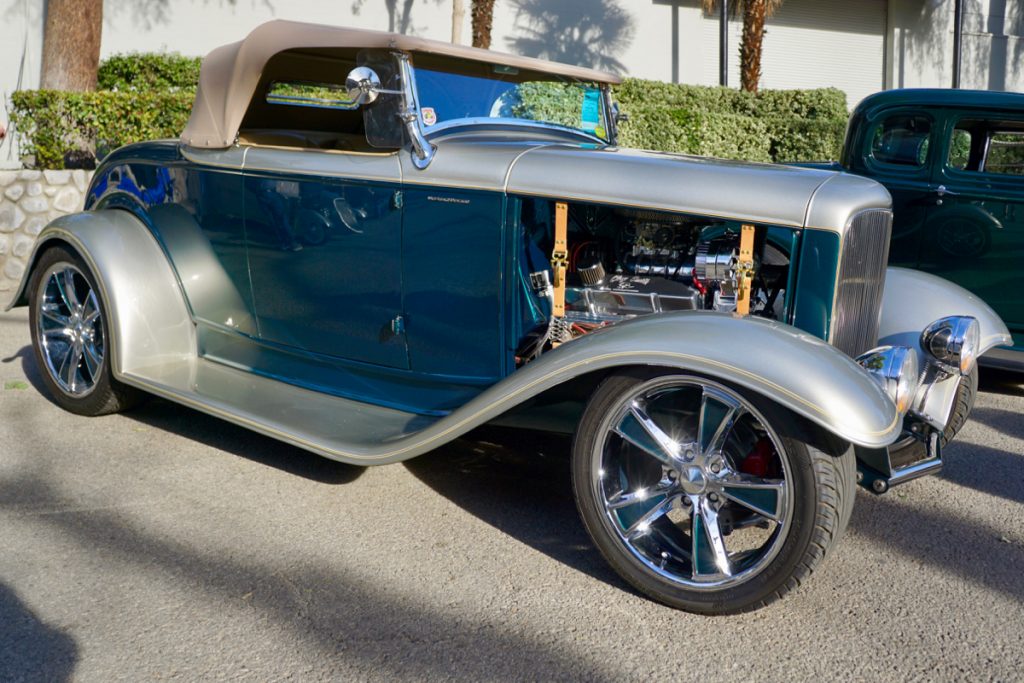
{"left": 37, "top": 263, "right": 105, "bottom": 397}
{"left": 572, "top": 371, "right": 856, "bottom": 614}
{"left": 28, "top": 246, "right": 142, "bottom": 416}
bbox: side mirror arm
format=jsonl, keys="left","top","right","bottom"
{"left": 394, "top": 52, "right": 436, "bottom": 170}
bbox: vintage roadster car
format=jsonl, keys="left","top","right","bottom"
{"left": 6, "top": 21, "right": 1012, "bottom": 614}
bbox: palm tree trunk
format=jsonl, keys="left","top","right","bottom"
{"left": 41, "top": 0, "right": 103, "bottom": 91}
{"left": 471, "top": 0, "right": 495, "bottom": 49}
{"left": 740, "top": 0, "right": 767, "bottom": 93}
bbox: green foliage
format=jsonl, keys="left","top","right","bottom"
{"left": 9, "top": 90, "right": 193, "bottom": 169}
{"left": 767, "top": 117, "right": 849, "bottom": 162}
{"left": 615, "top": 79, "right": 848, "bottom": 163}
{"left": 508, "top": 82, "right": 586, "bottom": 130}
{"left": 97, "top": 52, "right": 202, "bottom": 91}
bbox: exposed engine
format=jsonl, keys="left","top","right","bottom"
{"left": 516, "top": 202, "right": 789, "bottom": 364}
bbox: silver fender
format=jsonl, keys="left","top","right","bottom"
{"left": 395, "top": 312, "right": 901, "bottom": 457}
{"left": 879, "top": 267, "right": 1012, "bottom": 355}
{"left": 878, "top": 267, "right": 1012, "bottom": 430}
{"left": 5, "top": 209, "right": 195, "bottom": 376}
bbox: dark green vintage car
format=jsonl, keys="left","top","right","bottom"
{"left": 813, "top": 89, "right": 1024, "bottom": 369}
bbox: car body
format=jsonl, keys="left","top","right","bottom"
{"left": 805, "top": 88, "right": 1024, "bottom": 370}
{"left": 6, "top": 21, "right": 1011, "bottom": 614}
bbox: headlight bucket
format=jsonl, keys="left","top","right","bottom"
{"left": 921, "top": 316, "right": 980, "bottom": 376}
{"left": 856, "top": 345, "right": 920, "bottom": 415}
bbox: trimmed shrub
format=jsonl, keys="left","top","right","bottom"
{"left": 767, "top": 117, "right": 849, "bottom": 162}
{"left": 619, "top": 108, "right": 772, "bottom": 162}
{"left": 614, "top": 80, "right": 847, "bottom": 163}
{"left": 97, "top": 52, "right": 202, "bottom": 91}
{"left": 9, "top": 90, "right": 193, "bottom": 169}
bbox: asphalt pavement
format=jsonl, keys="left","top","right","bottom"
{"left": 1, "top": 305, "right": 1022, "bottom": 682}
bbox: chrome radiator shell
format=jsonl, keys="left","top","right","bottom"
{"left": 829, "top": 209, "right": 893, "bottom": 357}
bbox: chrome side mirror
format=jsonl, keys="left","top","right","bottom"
{"left": 345, "top": 66, "right": 401, "bottom": 106}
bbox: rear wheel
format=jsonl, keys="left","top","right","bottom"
{"left": 572, "top": 370, "right": 855, "bottom": 614}
{"left": 28, "top": 246, "right": 143, "bottom": 416}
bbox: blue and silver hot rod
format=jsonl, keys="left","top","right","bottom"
{"left": 6, "top": 21, "right": 1011, "bottom": 613}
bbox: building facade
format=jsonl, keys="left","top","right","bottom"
{"left": 1, "top": 0, "right": 1021, "bottom": 166}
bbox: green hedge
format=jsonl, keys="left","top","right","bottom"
{"left": 9, "top": 90, "right": 194, "bottom": 169}
{"left": 615, "top": 79, "right": 848, "bottom": 163}
{"left": 9, "top": 50, "right": 850, "bottom": 169}
{"left": 97, "top": 52, "right": 202, "bottom": 91}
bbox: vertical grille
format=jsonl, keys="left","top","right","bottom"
{"left": 829, "top": 209, "right": 892, "bottom": 357}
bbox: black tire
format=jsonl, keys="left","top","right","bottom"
{"left": 571, "top": 370, "right": 856, "bottom": 614}
{"left": 28, "top": 245, "right": 144, "bottom": 416}
{"left": 889, "top": 366, "right": 978, "bottom": 467}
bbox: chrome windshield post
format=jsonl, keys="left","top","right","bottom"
{"left": 394, "top": 52, "right": 436, "bottom": 170}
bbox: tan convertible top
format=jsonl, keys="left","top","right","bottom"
{"left": 181, "top": 19, "right": 621, "bottom": 149}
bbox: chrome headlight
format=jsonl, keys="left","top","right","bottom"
{"left": 856, "top": 345, "right": 920, "bottom": 415}
{"left": 921, "top": 316, "right": 980, "bottom": 376}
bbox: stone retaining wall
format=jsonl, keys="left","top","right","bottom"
{"left": 0, "top": 170, "right": 94, "bottom": 301}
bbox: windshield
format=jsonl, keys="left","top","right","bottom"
{"left": 412, "top": 67, "right": 611, "bottom": 141}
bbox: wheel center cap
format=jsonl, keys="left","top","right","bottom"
{"left": 680, "top": 466, "right": 707, "bottom": 495}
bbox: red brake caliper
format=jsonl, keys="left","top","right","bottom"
{"left": 740, "top": 438, "right": 774, "bottom": 478}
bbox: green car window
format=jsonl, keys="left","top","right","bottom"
{"left": 948, "top": 128, "right": 973, "bottom": 170}
{"left": 869, "top": 115, "right": 931, "bottom": 168}
{"left": 985, "top": 131, "right": 1024, "bottom": 176}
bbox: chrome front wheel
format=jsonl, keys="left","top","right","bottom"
{"left": 572, "top": 370, "right": 856, "bottom": 614}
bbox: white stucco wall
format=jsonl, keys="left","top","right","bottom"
{"left": 888, "top": 0, "right": 1024, "bottom": 92}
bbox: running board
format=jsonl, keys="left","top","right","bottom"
{"left": 119, "top": 358, "right": 442, "bottom": 466}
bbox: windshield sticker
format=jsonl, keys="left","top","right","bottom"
{"left": 421, "top": 107, "right": 438, "bottom": 126}
{"left": 581, "top": 88, "right": 601, "bottom": 132}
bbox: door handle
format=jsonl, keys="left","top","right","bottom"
{"left": 934, "top": 185, "right": 958, "bottom": 206}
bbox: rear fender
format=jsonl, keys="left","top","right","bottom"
{"left": 5, "top": 209, "right": 195, "bottom": 376}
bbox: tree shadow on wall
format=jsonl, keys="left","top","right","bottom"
{"left": 351, "top": 0, "right": 445, "bottom": 35}
{"left": 105, "top": 0, "right": 276, "bottom": 31}
{"left": 505, "top": 0, "right": 636, "bottom": 74}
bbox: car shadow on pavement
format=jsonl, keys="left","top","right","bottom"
{"left": 123, "top": 397, "right": 368, "bottom": 485}
{"left": 0, "top": 473, "right": 616, "bottom": 682}
{"left": 850, "top": 487, "right": 1024, "bottom": 604}
{"left": 0, "top": 582, "right": 78, "bottom": 682}
{"left": 979, "top": 368, "right": 1024, "bottom": 397}
{"left": 940, "top": 440, "right": 1024, "bottom": 506}
{"left": 1, "top": 345, "right": 52, "bottom": 401}
{"left": 968, "top": 406, "right": 1024, "bottom": 441}
{"left": 404, "top": 426, "right": 627, "bottom": 589}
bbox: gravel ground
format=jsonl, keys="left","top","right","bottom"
{"left": 1, "top": 305, "right": 1022, "bottom": 682}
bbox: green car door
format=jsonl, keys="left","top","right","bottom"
{"left": 918, "top": 113, "right": 1024, "bottom": 349}
{"left": 845, "top": 108, "right": 937, "bottom": 267}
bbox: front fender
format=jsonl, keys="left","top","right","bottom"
{"left": 5, "top": 209, "right": 195, "bottom": 376}
{"left": 878, "top": 267, "right": 1012, "bottom": 355}
{"left": 462, "top": 312, "right": 900, "bottom": 450}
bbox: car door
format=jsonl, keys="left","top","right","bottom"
{"left": 243, "top": 147, "right": 409, "bottom": 369}
{"left": 919, "top": 114, "right": 1024, "bottom": 345}
{"left": 848, "top": 108, "right": 938, "bottom": 267}
{"left": 397, "top": 152, "right": 505, "bottom": 385}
